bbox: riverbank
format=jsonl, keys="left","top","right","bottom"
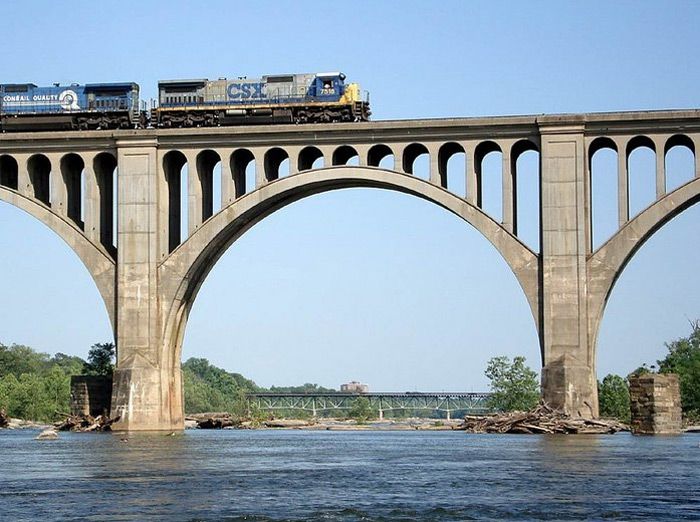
{"left": 184, "top": 415, "right": 465, "bottom": 431}
{"left": 0, "top": 417, "right": 50, "bottom": 430}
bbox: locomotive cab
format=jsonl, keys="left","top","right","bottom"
{"left": 312, "top": 73, "right": 345, "bottom": 100}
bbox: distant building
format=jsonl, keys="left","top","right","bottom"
{"left": 341, "top": 381, "right": 369, "bottom": 393}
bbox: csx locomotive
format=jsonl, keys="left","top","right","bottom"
{"left": 0, "top": 72, "right": 370, "bottom": 132}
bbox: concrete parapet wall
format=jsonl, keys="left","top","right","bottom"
{"left": 629, "top": 374, "right": 682, "bottom": 434}
{"left": 70, "top": 375, "right": 113, "bottom": 417}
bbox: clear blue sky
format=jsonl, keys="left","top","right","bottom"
{"left": 1, "top": 1, "right": 699, "bottom": 390}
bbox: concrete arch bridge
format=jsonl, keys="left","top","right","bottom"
{"left": 0, "top": 109, "right": 698, "bottom": 430}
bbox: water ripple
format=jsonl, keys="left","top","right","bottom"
{"left": 0, "top": 429, "right": 698, "bottom": 520}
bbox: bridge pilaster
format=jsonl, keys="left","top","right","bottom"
{"left": 538, "top": 122, "right": 598, "bottom": 418}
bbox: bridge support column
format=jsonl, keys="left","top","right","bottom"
{"left": 538, "top": 121, "right": 598, "bottom": 418}
{"left": 110, "top": 138, "right": 183, "bottom": 431}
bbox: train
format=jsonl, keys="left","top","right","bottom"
{"left": 0, "top": 72, "right": 370, "bottom": 132}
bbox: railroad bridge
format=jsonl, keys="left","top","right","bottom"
{"left": 247, "top": 392, "right": 493, "bottom": 420}
{"left": 1, "top": 109, "right": 698, "bottom": 430}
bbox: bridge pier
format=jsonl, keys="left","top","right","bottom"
{"left": 110, "top": 138, "right": 184, "bottom": 431}
{"left": 538, "top": 120, "right": 598, "bottom": 418}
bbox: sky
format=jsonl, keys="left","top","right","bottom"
{"left": 1, "top": 0, "right": 699, "bottom": 390}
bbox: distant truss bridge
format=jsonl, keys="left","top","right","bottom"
{"left": 246, "top": 392, "right": 494, "bottom": 420}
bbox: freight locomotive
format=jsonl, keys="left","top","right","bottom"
{"left": 0, "top": 82, "right": 141, "bottom": 131}
{"left": 0, "top": 72, "right": 370, "bottom": 132}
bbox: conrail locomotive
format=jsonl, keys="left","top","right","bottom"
{"left": 0, "top": 72, "right": 370, "bottom": 132}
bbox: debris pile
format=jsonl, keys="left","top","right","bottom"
{"left": 186, "top": 412, "right": 239, "bottom": 429}
{"left": 0, "top": 410, "right": 8, "bottom": 428}
{"left": 54, "top": 413, "right": 120, "bottom": 432}
{"left": 461, "top": 403, "right": 628, "bottom": 435}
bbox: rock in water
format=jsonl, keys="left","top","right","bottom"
{"left": 36, "top": 429, "right": 58, "bottom": 440}
{"left": 0, "top": 410, "right": 9, "bottom": 428}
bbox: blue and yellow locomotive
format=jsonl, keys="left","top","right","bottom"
{"left": 0, "top": 82, "right": 141, "bottom": 131}
{"left": 153, "top": 72, "right": 370, "bottom": 127}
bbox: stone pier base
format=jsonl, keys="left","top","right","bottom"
{"left": 629, "top": 374, "right": 682, "bottom": 434}
{"left": 70, "top": 375, "right": 112, "bottom": 417}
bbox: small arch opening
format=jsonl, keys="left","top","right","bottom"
{"left": 332, "top": 145, "right": 359, "bottom": 166}
{"left": 474, "top": 141, "right": 503, "bottom": 221}
{"left": 93, "top": 152, "right": 117, "bottom": 252}
{"left": 60, "top": 153, "right": 85, "bottom": 229}
{"left": 402, "top": 143, "right": 430, "bottom": 180}
{"left": 28, "top": 154, "right": 51, "bottom": 206}
{"left": 367, "top": 144, "right": 394, "bottom": 170}
{"left": 164, "top": 150, "right": 188, "bottom": 253}
{"left": 265, "top": 148, "right": 289, "bottom": 182}
{"left": 298, "top": 146, "right": 324, "bottom": 172}
{"left": 589, "top": 137, "right": 618, "bottom": 250}
{"left": 231, "top": 149, "right": 255, "bottom": 199}
{"left": 438, "top": 142, "right": 466, "bottom": 194}
{"left": 512, "top": 140, "right": 540, "bottom": 251}
{"left": 627, "top": 136, "right": 656, "bottom": 218}
{"left": 664, "top": 135, "right": 695, "bottom": 193}
{"left": 0, "top": 155, "right": 19, "bottom": 190}
{"left": 196, "top": 150, "right": 221, "bottom": 222}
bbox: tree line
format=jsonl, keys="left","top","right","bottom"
{"left": 0, "top": 342, "right": 113, "bottom": 422}
{"left": 0, "top": 344, "right": 341, "bottom": 421}
{"left": 2, "top": 320, "right": 698, "bottom": 423}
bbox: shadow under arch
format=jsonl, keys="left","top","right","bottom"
{"left": 159, "top": 166, "right": 541, "bottom": 371}
{"left": 0, "top": 186, "right": 117, "bottom": 330}
{"left": 587, "top": 176, "right": 700, "bottom": 361}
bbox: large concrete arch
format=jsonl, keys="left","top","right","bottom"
{"left": 158, "top": 166, "right": 541, "bottom": 378}
{"left": 0, "top": 187, "right": 117, "bottom": 330}
{"left": 587, "top": 176, "right": 700, "bottom": 360}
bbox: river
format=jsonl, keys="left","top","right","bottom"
{"left": 0, "top": 429, "right": 698, "bottom": 520}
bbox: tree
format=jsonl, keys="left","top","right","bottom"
{"left": 598, "top": 374, "right": 630, "bottom": 422}
{"left": 182, "top": 358, "right": 261, "bottom": 414}
{"left": 657, "top": 321, "right": 700, "bottom": 419}
{"left": 269, "top": 383, "right": 337, "bottom": 394}
{"left": 485, "top": 356, "right": 540, "bottom": 412}
{"left": 0, "top": 343, "right": 51, "bottom": 378}
{"left": 347, "top": 396, "right": 374, "bottom": 423}
{"left": 82, "top": 342, "right": 115, "bottom": 376}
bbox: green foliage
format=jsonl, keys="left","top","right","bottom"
{"left": 269, "top": 383, "right": 337, "bottom": 394}
{"left": 82, "top": 342, "right": 115, "bottom": 376}
{"left": 347, "top": 396, "right": 374, "bottom": 423}
{"left": 657, "top": 321, "right": 700, "bottom": 418}
{"left": 485, "top": 356, "right": 540, "bottom": 412}
{"left": 0, "top": 343, "right": 81, "bottom": 422}
{"left": 598, "top": 374, "right": 630, "bottom": 422}
{"left": 182, "top": 357, "right": 260, "bottom": 414}
{"left": 0, "top": 343, "right": 51, "bottom": 377}
{"left": 629, "top": 363, "right": 655, "bottom": 377}
{"left": 52, "top": 353, "right": 87, "bottom": 376}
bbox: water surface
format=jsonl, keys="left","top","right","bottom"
{"left": 1, "top": 429, "right": 698, "bottom": 520}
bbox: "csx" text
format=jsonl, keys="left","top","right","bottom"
{"left": 227, "top": 83, "right": 266, "bottom": 99}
